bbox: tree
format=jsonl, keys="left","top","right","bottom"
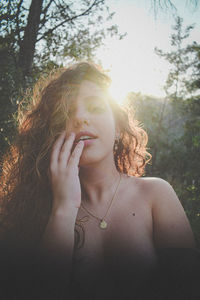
{"left": 154, "top": 15, "right": 200, "bottom": 246}
{"left": 124, "top": 93, "right": 185, "bottom": 177}
{"left": 125, "top": 15, "right": 200, "bottom": 246}
{"left": 0, "top": 0, "right": 124, "bottom": 158}
{"left": 151, "top": 0, "right": 199, "bottom": 16}
{"left": 185, "top": 42, "right": 200, "bottom": 93}
{"left": 0, "top": 0, "right": 123, "bottom": 79}
{"left": 155, "top": 16, "right": 194, "bottom": 99}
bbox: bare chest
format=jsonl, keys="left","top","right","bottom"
{"left": 72, "top": 177, "right": 157, "bottom": 285}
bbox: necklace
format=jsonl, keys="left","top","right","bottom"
{"left": 80, "top": 173, "right": 122, "bottom": 229}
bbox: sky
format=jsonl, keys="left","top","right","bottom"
{"left": 95, "top": 0, "right": 200, "bottom": 102}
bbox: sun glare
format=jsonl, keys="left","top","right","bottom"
{"left": 109, "top": 81, "right": 128, "bottom": 105}
{"left": 96, "top": 2, "right": 172, "bottom": 100}
{"left": 108, "top": 67, "right": 134, "bottom": 105}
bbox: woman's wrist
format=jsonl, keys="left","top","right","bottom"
{"left": 51, "top": 202, "right": 79, "bottom": 221}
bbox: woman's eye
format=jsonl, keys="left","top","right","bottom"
{"left": 89, "top": 104, "right": 105, "bottom": 113}
{"left": 67, "top": 107, "right": 75, "bottom": 115}
{"left": 91, "top": 106, "right": 102, "bottom": 112}
{"left": 67, "top": 102, "right": 106, "bottom": 116}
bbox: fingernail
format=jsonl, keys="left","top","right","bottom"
{"left": 78, "top": 140, "right": 84, "bottom": 146}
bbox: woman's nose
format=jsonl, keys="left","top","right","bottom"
{"left": 74, "top": 118, "right": 89, "bottom": 128}
{"left": 73, "top": 107, "right": 90, "bottom": 128}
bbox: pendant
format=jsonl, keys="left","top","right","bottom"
{"left": 99, "top": 219, "right": 107, "bottom": 229}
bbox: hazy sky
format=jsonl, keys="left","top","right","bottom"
{"left": 96, "top": 0, "right": 200, "bottom": 101}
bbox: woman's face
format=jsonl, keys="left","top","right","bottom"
{"left": 66, "top": 80, "right": 118, "bottom": 166}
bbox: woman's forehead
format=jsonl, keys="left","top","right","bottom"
{"left": 66, "top": 80, "right": 108, "bottom": 104}
{"left": 77, "top": 80, "right": 105, "bottom": 97}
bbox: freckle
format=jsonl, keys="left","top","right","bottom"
{"left": 132, "top": 212, "right": 135, "bottom": 216}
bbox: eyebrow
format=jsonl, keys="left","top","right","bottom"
{"left": 67, "top": 94, "right": 106, "bottom": 108}
{"left": 84, "top": 95, "right": 104, "bottom": 101}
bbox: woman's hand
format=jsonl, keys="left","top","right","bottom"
{"left": 49, "top": 131, "right": 84, "bottom": 215}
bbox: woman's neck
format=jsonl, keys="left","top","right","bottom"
{"left": 79, "top": 157, "right": 121, "bottom": 207}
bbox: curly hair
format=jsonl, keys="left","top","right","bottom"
{"left": 0, "top": 61, "right": 151, "bottom": 252}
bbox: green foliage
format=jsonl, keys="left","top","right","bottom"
{"left": 126, "top": 92, "right": 200, "bottom": 247}
{"left": 151, "top": 0, "right": 200, "bottom": 17}
{"left": 1, "top": 1, "right": 199, "bottom": 248}
{"left": 155, "top": 16, "right": 195, "bottom": 98}
{"left": 154, "top": 16, "right": 200, "bottom": 247}
{"left": 0, "top": 0, "right": 124, "bottom": 158}
{"left": 125, "top": 15, "right": 200, "bottom": 247}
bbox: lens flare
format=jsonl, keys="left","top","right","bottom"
{"left": 109, "top": 81, "right": 127, "bottom": 105}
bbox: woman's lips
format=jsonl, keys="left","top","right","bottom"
{"left": 72, "top": 138, "right": 97, "bottom": 151}
{"left": 80, "top": 138, "right": 96, "bottom": 146}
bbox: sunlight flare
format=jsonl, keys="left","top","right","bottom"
{"left": 109, "top": 81, "right": 128, "bottom": 105}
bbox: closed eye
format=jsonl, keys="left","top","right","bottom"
{"left": 67, "top": 107, "right": 76, "bottom": 116}
{"left": 88, "top": 104, "right": 105, "bottom": 113}
{"left": 66, "top": 97, "right": 106, "bottom": 116}
{"left": 67, "top": 104, "right": 105, "bottom": 115}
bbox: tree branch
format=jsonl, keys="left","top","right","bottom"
{"left": 42, "top": 0, "right": 54, "bottom": 15}
{"left": 16, "top": 0, "right": 24, "bottom": 47}
{"left": 36, "top": 0, "right": 103, "bottom": 42}
{"left": 39, "top": 0, "right": 54, "bottom": 28}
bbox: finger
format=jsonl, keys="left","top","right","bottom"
{"left": 68, "top": 141, "right": 84, "bottom": 169}
{"left": 50, "top": 131, "right": 66, "bottom": 171}
{"left": 58, "top": 132, "right": 76, "bottom": 168}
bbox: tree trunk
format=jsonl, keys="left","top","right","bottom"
{"left": 18, "top": 0, "right": 43, "bottom": 78}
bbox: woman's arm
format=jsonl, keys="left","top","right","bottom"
{"left": 35, "top": 209, "right": 77, "bottom": 299}
{"left": 151, "top": 178, "right": 196, "bottom": 249}
{"left": 149, "top": 178, "right": 200, "bottom": 300}
{"left": 39, "top": 209, "right": 77, "bottom": 267}
{"left": 34, "top": 131, "right": 84, "bottom": 298}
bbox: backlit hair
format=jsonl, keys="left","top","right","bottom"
{"left": 0, "top": 62, "right": 151, "bottom": 251}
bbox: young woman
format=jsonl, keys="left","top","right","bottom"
{"left": 0, "top": 62, "right": 199, "bottom": 299}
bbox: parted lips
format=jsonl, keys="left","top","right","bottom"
{"left": 75, "top": 131, "right": 97, "bottom": 143}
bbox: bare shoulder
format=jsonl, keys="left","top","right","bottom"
{"left": 124, "top": 175, "right": 172, "bottom": 204}
{"left": 131, "top": 176, "right": 172, "bottom": 191}
{"left": 125, "top": 174, "right": 170, "bottom": 188}
{"left": 131, "top": 176, "right": 181, "bottom": 206}
{"left": 127, "top": 176, "right": 196, "bottom": 249}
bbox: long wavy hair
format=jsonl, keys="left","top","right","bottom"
{"left": 0, "top": 61, "right": 151, "bottom": 252}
